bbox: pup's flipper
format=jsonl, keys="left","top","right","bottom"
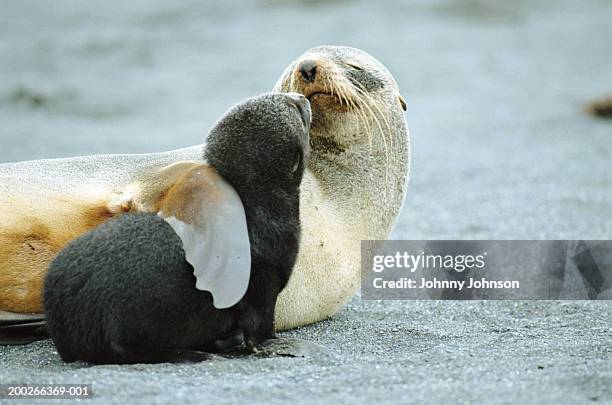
{"left": 118, "top": 349, "right": 222, "bottom": 364}
{"left": 0, "top": 311, "right": 48, "bottom": 345}
{"left": 150, "top": 349, "right": 220, "bottom": 363}
{"left": 157, "top": 163, "right": 251, "bottom": 310}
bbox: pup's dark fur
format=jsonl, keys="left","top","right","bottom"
{"left": 43, "top": 93, "right": 310, "bottom": 364}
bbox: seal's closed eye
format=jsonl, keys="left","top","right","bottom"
{"left": 292, "top": 151, "right": 303, "bottom": 174}
{"left": 345, "top": 63, "right": 363, "bottom": 71}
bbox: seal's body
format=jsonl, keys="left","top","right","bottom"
{"left": 272, "top": 46, "right": 410, "bottom": 328}
{"left": 43, "top": 93, "right": 310, "bottom": 363}
{"left": 0, "top": 46, "right": 409, "bottom": 330}
{"left": 0, "top": 147, "right": 200, "bottom": 313}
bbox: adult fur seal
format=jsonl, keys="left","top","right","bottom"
{"left": 272, "top": 46, "right": 410, "bottom": 328}
{"left": 0, "top": 45, "right": 409, "bottom": 331}
{"left": 43, "top": 93, "right": 309, "bottom": 363}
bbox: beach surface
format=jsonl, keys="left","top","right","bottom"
{"left": 1, "top": 0, "right": 611, "bottom": 403}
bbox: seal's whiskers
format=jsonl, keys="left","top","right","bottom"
{"left": 351, "top": 88, "right": 391, "bottom": 196}
{"left": 331, "top": 75, "right": 373, "bottom": 149}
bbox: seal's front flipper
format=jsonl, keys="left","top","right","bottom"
{"left": 0, "top": 310, "right": 44, "bottom": 325}
{"left": 212, "top": 329, "right": 245, "bottom": 353}
{"left": 114, "top": 349, "right": 222, "bottom": 364}
{"left": 153, "top": 349, "right": 221, "bottom": 363}
{"left": 156, "top": 163, "right": 251, "bottom": 310}
{"left": 120, "top": 161, "right": 251, "bottom": 310}
{"left": 0, "top": 312, "right": 47, "bottom": 345}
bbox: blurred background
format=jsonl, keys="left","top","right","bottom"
{"left": 1, "top": 0, "right": 611, "bottom": 240}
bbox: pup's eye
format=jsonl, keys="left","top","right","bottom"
{"left": 292, "top": 151, "right": 303, "bottom": 173}
{"left": 346, "top": 63, "right": 363, "bottom": 71}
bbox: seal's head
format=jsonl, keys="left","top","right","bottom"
{"left": 204, "top": 92, "right": 311, "bottom": 198}
{"left": 274, "top": 46, "right": 406, "bottom": 153}
{"left": 273, "top": 46, "right": 409, "bottom": 217}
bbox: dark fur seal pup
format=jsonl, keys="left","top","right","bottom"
{"left": 43, "top": 93, "right": 311, "bottom": 364}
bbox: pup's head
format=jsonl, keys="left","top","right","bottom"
{"left": 204, "top": 92, "right": 311, "bottom": 202}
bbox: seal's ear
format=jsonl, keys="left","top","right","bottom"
{"left": 398, "top": 94, "right": 407, "bottom": 111}
{"left": 157, "top": 163, "right": 251, "bottom": 309}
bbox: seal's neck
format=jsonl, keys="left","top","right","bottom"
{"left": 306, "top": 119, "right": 410, "bottom": 239}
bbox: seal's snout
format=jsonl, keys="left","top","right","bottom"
{"left": 286, "top": 92, "right": 311, "bottom": 129}
{"left": 298, "top": 60, "right": 317, "bottom": 83}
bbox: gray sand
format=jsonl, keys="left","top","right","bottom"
{"left": 0, "top": 300, "right": 610, "bottom": 404}
{"left": 0, "top": 0, "right": 611, "bottom": 403}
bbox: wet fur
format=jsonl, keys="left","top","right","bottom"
{"left": 43, "top": 94, "right": 308, "bottom": 363}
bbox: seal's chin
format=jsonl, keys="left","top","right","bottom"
{"left": 306, "top": 93, "right": 350, "bottom": 130}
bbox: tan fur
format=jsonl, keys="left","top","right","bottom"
{"left": 0, "top": 161, "right": 209, "bottom": 313}
{"left": 0, "top": 191, "right": 122, "bottom": 312}
{"left": 156, "top": 165, "right": 225, "bottom": 223}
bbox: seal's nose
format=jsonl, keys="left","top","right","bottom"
{"left": 298, "top": 60, "right": 317, "bottom": 83}
{"left": 286, "top": 92, "right": 311, "bottom": 129}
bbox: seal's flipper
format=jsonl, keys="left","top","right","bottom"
{"left": 120, "top": 349, "right": 219, "bottom": 364}
{"left": 0, "top": 310, "right": 45, "bottom": 325}
{"left": 157, "top": 163, "right": 251, "bottom": 310}
{"left": 0, "top": 312, "right": 47, "bottom": 345}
